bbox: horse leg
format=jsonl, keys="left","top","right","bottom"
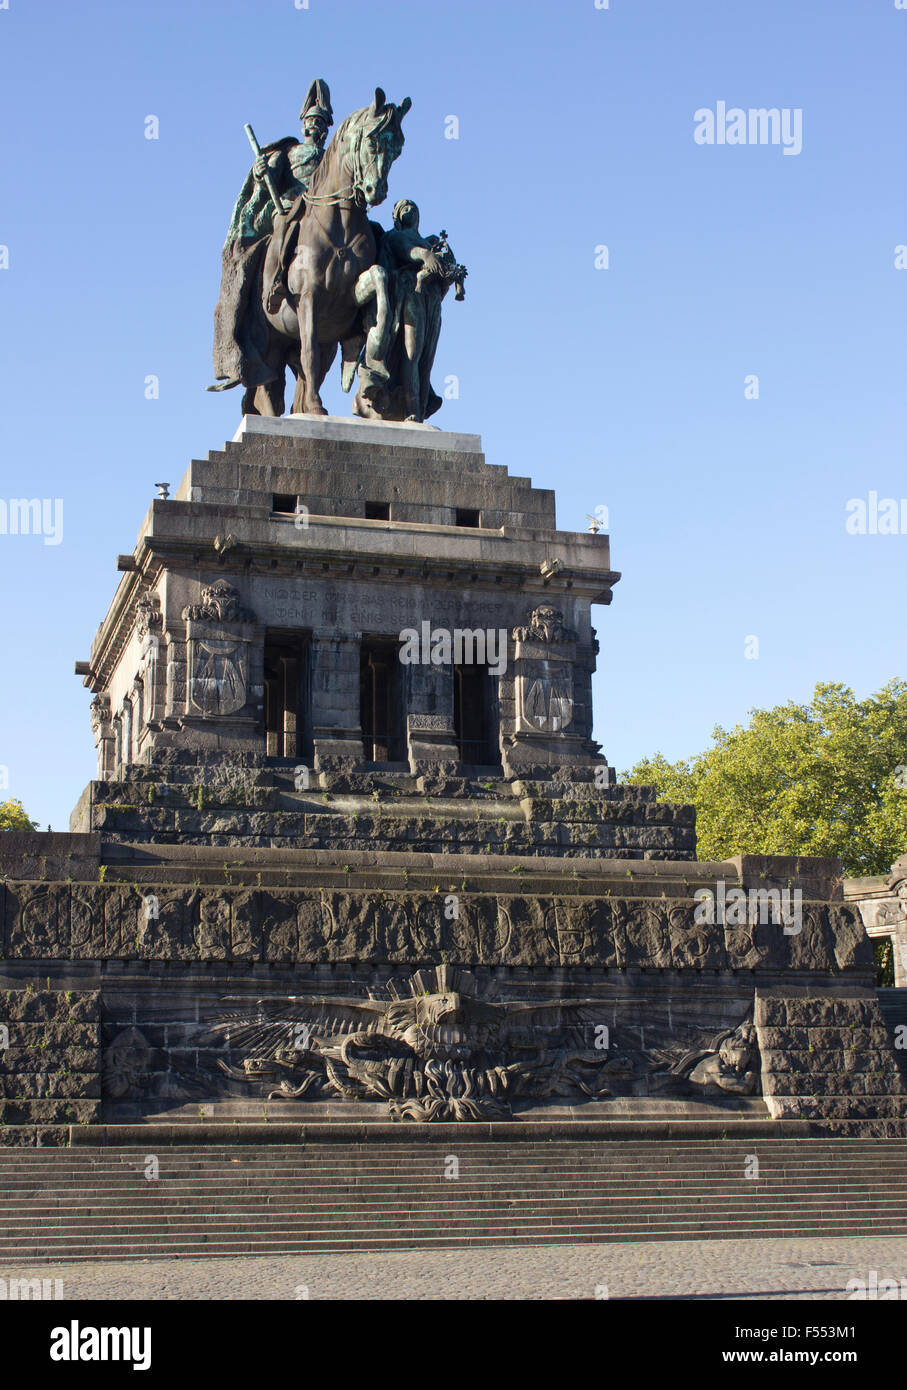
{"left": 295, "top": 288, "right": 327, "bottom": 415}
{"left": 242, "top": 378, "right": 285, "bottom": 417}
{"left": 292, "top": 341, "right": 336, "bottom": 414}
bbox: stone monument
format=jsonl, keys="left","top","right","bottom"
{"left": 0, "top": 82, "right": 903, "bottom": 1141}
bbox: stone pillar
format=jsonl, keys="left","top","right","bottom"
{"left": 132, "top": 679, "right": 145, "bottom": 761}
{"left": 89, "top": 694, "right": 115, "bottom": 779}
{"left": 405, "top": 658, "right": 460, "bottom": 775}
{"left": 134, "top": 591, "right": 165, "bottom": 749}
{"left": 121, "top": 698, "right": 134, "bottom": 770}
{"left": 311, "top": 632, "right": 365, "bottom": 771}
{"left": 176, "top": 579, "right": 260, "bottom": 754}
{"left": 502, "top": 604, "right": 599, "bottom": 777}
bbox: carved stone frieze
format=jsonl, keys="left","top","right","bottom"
{"left": 191, "top": 967, "right": 762, "bottom": 1121}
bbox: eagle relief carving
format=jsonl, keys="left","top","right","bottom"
{"left": 201, "top": 966, "right": 618, "bottom": 1122}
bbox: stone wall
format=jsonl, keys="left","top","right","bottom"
{"left": 0, "top": 989, "right": 100, "bottom": 1143}
{"left": 755, "top": 988, "right": 907, "bottom": 1130}
{"left": 0, "top": 882, "right": 871, "bottom": 972}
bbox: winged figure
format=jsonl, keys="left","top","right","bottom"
{"left": 200, "top": 966, "right": 618, "bottom": 1121}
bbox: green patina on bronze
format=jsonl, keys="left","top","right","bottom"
{"left": 210, "top": 77, "right": 467, "bottom": 423}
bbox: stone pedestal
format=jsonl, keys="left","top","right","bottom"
{"left": 76, "top": 417, "right": 619, "bottom": 783}
{"left": 40, "top": 417, "right": 898, "bottom": 1135}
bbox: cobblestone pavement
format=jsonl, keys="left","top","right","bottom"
{"left": 9, "top": 1237, "right": 907, "bottom": 1300}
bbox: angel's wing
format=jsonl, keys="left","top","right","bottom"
{"left": 199, "top": 995, "right": 387, "bottom": 1059}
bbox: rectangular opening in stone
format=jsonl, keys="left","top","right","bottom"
{"left": 264, "top": 630, "right": 313, "bottom": 761}
{"left": 360, "top": 637, "right": 406, "bottom": 763}
{"left": 455, "top": 507, "right": 481, "bottom": 527}
{"left": 271, "top": 493, "right": 298, "bottom": 514}
{"left": 364, "top": 501, "right": 391, "bottom": 520}
{"left": 454, "top": 663, "right": 500, "bottom": 768}
{"left": 874, "top": 934, "right": 895, "bottom": 986}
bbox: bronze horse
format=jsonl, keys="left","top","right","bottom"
{"left": 247, "top": 88, "right": 410, "bottom": 417}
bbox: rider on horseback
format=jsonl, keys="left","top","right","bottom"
{"left": 210, "top": 80, "right": 333, "bottom": 394}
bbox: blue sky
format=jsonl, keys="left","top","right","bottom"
{"left": 0, "top": 0, "right": 904, "bottom": 826}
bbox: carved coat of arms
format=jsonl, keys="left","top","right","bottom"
{"left": 512, "top": 604, "right": 578, "bottom": 735}
{"left": 181, "top": 580, "right": 256, "bottom": 718}
{"left": 523, "top": 668, "right": 574, "bottom": 732}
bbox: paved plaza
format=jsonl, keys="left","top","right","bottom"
{"left": 11, "top": 1237, "right": 907, "bottom": 1301}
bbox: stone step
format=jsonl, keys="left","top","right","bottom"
{"left": 3, "top": 1181, "right": 902, "bottom": 1203}
{"left": 4, "top": 1138, "right": 907, "bottom": 1258}
{"left": 13, "top": 1140, "right": 907, "bottom": 1161}
{"left": 3, "top": 1156, "right": 899, "bottom": 1174}
{"left": 0, "top": 1151, "right": 901, "bottom": 1171}
{"left": 7, "top": 1166, "right": 895, "bottom": 1184}
{"left": 17, "top": 1169, "right": 899, "bottom": 1186}
{"left": 3, "top": 1139, "right": 899, "bottom": 1159}
{"left": 6, "top": 1196, "right": 907, "bottom": 1226}
{"left": 8, "top": 1210, "right": 907, "bottom": 1246}
{"left": 9, "top": 1195, "right": 907, "bottom": 1226}
{"left": 5, "top": 1167, "right": 903, "bottom": 1188}
{"left": 8, "top": 1220, "right": 907, "bottom": 1262}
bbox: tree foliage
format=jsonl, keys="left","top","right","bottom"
{"left": 0, "top": 798, "right": 38, "bottom": 832}
{"left": 624, "top": 681, "right": 907, "bottom": 877}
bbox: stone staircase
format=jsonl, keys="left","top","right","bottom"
{"left": 2, "top": 1138, "right": 907, "bottom": 1261}
{"left": 74, "top": 765, "right": 696, "bottom": 860}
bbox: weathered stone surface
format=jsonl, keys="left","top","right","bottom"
{"left": 1, "top": 883, "right": 874, "bottom": 974}
{"left": 0, "top": 990, "right": 101, "bottom": 1128}
{"left": 1, "top": 1099, "right": 100, "bottom": 1125}
{"left": 754, "top": 989, "right": 907, "bottom": 1123}
{"left": 31, "top": 407, "right": 887, "bottom": 1131}
{"left": 0, "top": 1126, "right": 70, "bottom": 1147}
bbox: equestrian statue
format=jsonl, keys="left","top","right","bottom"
{"left": 209, "top": 79, "right": 467, "bottom": 422}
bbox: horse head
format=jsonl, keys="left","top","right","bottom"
{"left": 340, "top": 87, "right": 411, "bottom": 209}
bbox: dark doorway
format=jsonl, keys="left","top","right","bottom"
{"left": 453, "top": 664, "right": 499, "bottom": 767}
{"left": 875, "top": 935, "right": 895, "bottom": 987}
{"left": 360, "top": 638, "right": 406, "bottom": 763}
{"left": 264, "top": 631, "right": 312, "bottom": 761}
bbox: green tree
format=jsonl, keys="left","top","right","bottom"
{"left": 0, "top": 798, "right": 38, "bottom": 832}
{"left": 624, "top": 681, "right": 907, "bottom": 876}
